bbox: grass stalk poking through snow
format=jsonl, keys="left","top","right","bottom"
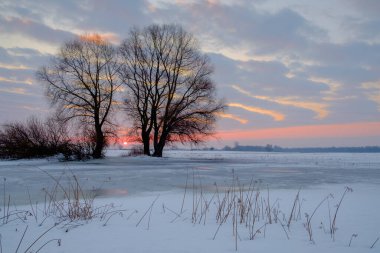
{"left": 330, "top": 186, "right": 353, "bottom": 241}
{"left": 348, "top": 233, "right": 358, "bottom": 247}
{"left": 2, "top": 178, "right": 11, "bottom": 225}
{"left": 180, "top": 168, "right": 189, "bottom": 214}
{"left": 287, "top": 188, "right": 301, "bottom": 228}
{"left": 2, "top": 178, "right": 5, "bottom": 224}
{"left": 370, "top": 237, "right": 379, "bottom": 249}
{"left": 136, "top": 195, "right": 160, "bottom": 229}
{"left": 304, "top": 194, "right": 331, "bottom": 243}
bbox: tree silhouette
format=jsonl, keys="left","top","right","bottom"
{"left": 119, "top": 24, "right": 225, "bottom": 156}
{"left": 37, "top": 34, "right": 120, "bottom": 158}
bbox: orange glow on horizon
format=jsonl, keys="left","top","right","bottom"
{"left": 216, "top": 121, "right": 380, "bottom": 141}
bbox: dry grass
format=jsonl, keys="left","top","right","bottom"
{"left": 171, "top": 169, "right": 356, "bottom": 250}
{"left": 41, "top": 170, "right": 95, "bottom": 221}
{"left": 1, "top": 170, "right": 127, "bottom": 253}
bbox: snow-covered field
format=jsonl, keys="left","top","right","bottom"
{"left": 1, "top": 150, "right": 379, "bottom": 252}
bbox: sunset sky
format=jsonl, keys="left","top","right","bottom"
{"left": 0, "top": 0, "right": 379, "bottom": 147}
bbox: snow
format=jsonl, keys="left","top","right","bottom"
{"left": 1, "top": 150, "right": 380, "bottom": 252}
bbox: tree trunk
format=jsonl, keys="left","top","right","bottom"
{"left": 152, "top": 132, "right": 167, "bottom": 157}
{"left": 93, "top": 135, "right": 104, "bottom": 159}
{"left": 152, "top": 143, "right": 164, "bottom": 157}
{"left": 93, "top": 124, "right": 104, "bottom": 159}
{"left": 142, "top": 132, "right": 151, "bottom": 156}
{"left": 153, "top": 129, "right": 159, "bottom": 156}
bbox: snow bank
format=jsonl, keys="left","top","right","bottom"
{"left": 1, "top": 184, "right": 380, "bottom": 252}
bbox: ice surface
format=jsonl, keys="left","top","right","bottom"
{"left": 1, "top": 150, "right": 379, "bottom": 205}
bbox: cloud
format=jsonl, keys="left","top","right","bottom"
{"left": 217, "top": 112, "right": 248, "bottom": 124}
{"left": 158, "top": 0, "right": 380, "bottom": 113}
{"left": 209, "top": 47, "right": 377, "bottom": 127}
{"left": 228, "top": 102, "right": 285, "bottom": 121}
{"left": 0, "top": 1, "right": 146, "bottom": 51}
{"left": 0, "top": 16, "right": 75, "bottom": 45}
{"left": 307, "top": 76, "right": 341, "bottom": 97}
{"left": 152, "top": 1, "right": 324, "bottom": 57}
{"left": 0, "top": 63, "right": 31, "bottom": 70}
{"left": 210, "top": 53, "right": 325, "bottom": 99}
{"left": 306, "top": 42, "right": 380, "bottom": 68}
{"left": 0, "top": 87, "right": 28, "bottom": 95}
{"left": 344, "top": 0, "right": 380, "bottom": 18}
{"left": 361, "top": 80, "right": 380, "bottom": 111}
{"left": 0, "top": 76, "right": 33, "bottom": 85}
{"left": 79, "top": 33, "right": 122, "bottom": 45}
{"left": 232, "top": 85, "right": 329, "bottom": 119}
{"left": 362, "top": 81, "right": 380, "bottom": 90}
{"left": 0, "top": 46, "right": 51, "bottom": 75}
{"left": 17, "top": 105, "right": 48, "bottom": 112}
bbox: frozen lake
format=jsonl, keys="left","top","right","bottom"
{"left": 1, "top": 150, "right": 380, "bottom": 205}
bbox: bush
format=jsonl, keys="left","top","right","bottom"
{"left": 0, "top": 117, "right": 91, "bottom": 160}
{"left": 126, "top": 145, "right": 145, "bottom": 157}
{"left": 60, "top": 142, "right": 93, "bottom": 161}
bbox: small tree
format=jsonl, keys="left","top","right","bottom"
{"left": 119, "top": 24, "right": 225, "bottom": 157}
{"left": 37, "top": 34, "right": 121, "bottom": 158}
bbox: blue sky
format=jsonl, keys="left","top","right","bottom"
{"left": 0, "top": 0, "right": 379, "bottom": 147}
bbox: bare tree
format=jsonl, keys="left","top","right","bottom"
{"left": 119, "top": 24, "right": 225, "bottom": 157}
{"left": 37, "top": 34, "right": 120, "bottom": 158}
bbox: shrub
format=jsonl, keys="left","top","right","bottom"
{"left": 0, "top": 116, "right": 91, "bottom": 160}
{"left": 127, "top": 145, "right": 145, "bottom": 156}
{"left": 60, "top": 142, "right": 93, "bottom": 161}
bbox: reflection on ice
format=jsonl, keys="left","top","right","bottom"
{"left": 93, "top": 188, "right": 129, "bottom": 197}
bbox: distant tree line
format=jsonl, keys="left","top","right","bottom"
{"left": 0, "top": 24, "right": 225, "bottom": 160}
{"left": 222, "top": 144, "right": 380, "bottom": 153}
